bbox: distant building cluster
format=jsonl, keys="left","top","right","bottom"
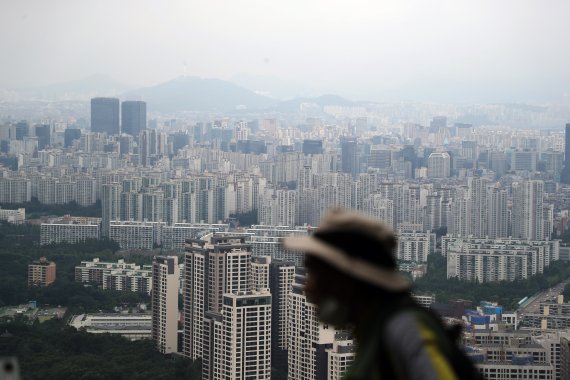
{"left": 3, "top": 97, "right": 570, "bottom": 379}
{"left": 431, "top": 298, "right": 570, "bottom": 380}
{"left": 444, "top": 237, "right": 560, "bottom": 282}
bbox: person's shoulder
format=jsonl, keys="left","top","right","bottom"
{"left": 383, "top": 309, "right": 424, "bottom": 342}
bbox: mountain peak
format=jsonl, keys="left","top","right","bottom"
{"left": 125, "top": 76, "right": 278, "bottom": 112}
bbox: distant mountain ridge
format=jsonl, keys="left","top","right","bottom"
{"left": 19, "top": 74, "right": 135, "bottom": 100}
{"left": 4, "top": 74, "right": 358, "bottom": 113}
{"left": 124, "top": 76, "right": 279, "bottom": 112}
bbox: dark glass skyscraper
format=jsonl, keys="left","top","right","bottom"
{"left": 341, "top": 136, "right": 359, "bottom": 177}
{"left": 16, "top": 121, "right": 29, "bottom": 140}
{"left": 35, "top": 124, "right": 51, "bottom": 150}
{"left": 302, "top": 139, "right": 323, "bottom": 155}
{"left": 91, "top": 97, "right": 120, "bottom": 135}
{"left": 64, "top": 128, "right": 81, "bottom": 148}
{"left": 121, "top": 101, "right": 146, "bottom": 136}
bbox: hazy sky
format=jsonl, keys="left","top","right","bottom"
{"left": 1, "top": 0, "right": 570, "bottom": 102}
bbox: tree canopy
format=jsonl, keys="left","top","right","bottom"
{"left": 0, "top": 222, "right": 147, "bottom": 312}
{"left": 0, "top": 319, "right": 200, "bottom": 380}
{"left": 413, "top": 252, "right": 570, "bottom": 309}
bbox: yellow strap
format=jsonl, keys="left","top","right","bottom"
{"left": 418, "top": 322, "right": 459, "bottom": 380}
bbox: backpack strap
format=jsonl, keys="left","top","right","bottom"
{"left": 412, "top": 307, "right": 484, "bottom": 380}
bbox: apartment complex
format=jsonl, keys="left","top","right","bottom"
{"left": 40, "top": 217, "right": 100, "bottom": 245}
{"left": 75, "top": 258, "right": 164, "bottom": 295}
{"left": 445, "top": 236, "right": 559, "bottom": 282}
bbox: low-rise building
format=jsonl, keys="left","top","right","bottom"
{"left": 521, "top": 296, "right": 570, "bottom": 330}
{"left": 467, "top": 328, "right": 554, "bottom": 379}
{"left": 0, "top": 207, "right": 25, "bottom": 224}
{"left": 28, "top": 257, "right": 56, "bottom": 287}
{"left": 103, "top": 268, "right": 152, "bottom": 295}
{"left": 412, "top": 294, "right": 436, "bottom": 308}
{"left": 69, "top": 313, "right": 152, "bottom": 340}
{"left": 75, "top": 258, "right": 152, "bottom": 294}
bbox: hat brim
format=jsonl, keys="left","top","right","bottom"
{"left": 282, "top": 235, "right": 411, "bottom": 292}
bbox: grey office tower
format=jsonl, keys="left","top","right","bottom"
{"left": 121, "top": 101, "right": 147, "bottom": 136}
{"left": 91, "top": 97, "right": 120, "bottom": 135}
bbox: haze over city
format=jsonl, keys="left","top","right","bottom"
{"left": 2, "top": 0, "right": 570, "bottom": 102}
{"left": 3, "top": 1, "right": 570, "bottom": 380}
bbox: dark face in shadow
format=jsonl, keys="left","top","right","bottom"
{"left": 305, "top": 255, "right": 355, "bottom": 315}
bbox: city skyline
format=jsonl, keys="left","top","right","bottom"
{"left": 2, "top": 2, "right": 570, "bottom": 378}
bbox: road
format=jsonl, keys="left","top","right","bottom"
{"left": 518, "top": 279, "right": 570, "bottom": 315}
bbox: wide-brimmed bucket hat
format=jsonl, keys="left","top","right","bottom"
{"left": 281, "top": 208, "right": 411, "bottom": 292}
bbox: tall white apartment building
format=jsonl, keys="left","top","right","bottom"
{"left": 151, "top": 255, "right": 179, "bottom": 354}
{"left": 41, "top": 221, "right": 100, "bottom": 245}
{"left": 288, "top": 267, "right": 337, "bottom": 380}
{"left": 327, "top": 333, "right": 356, "bottom": 380}
{"left": 37, "top": 176, "right": 57, "bottom": 204}
{"left": 211, "top": 291, "right": 272, "bottom": 380}
{"left": 102, "top": 183, "right": 121, "bottom": 237}
{"left": 487, "top": 184, "right": 508, "bottom": 238}
{"left": 396, "top": 229, "right": 435, "bottom": 263}
{"left": 75, "top": 177, "right": 97, "bottom": 206}
{"left": 445, "top": 236, "right": 559, "bottom": 282}
{"left": 251, "top": 256, "right": 271, "bottom": 291}
{"left": 235, "top": 120, "right": 249, "bottom": 141}
{"left": 427, "top": 152, "right": 450, "bottom": 178}
{"left": 183, "top": 234, "right": 252, "bottom": 366}
{"left": 448, "top": 186, "right": 470, "bottom": 237}
{"left": 313, "top": 172, "right": 354, "bottom": 223}
{"left": 378, "top": 183, "right": 423, "bottom": 230}
{"left": 424, "top": 194, "right": 444, "bottom": 232}
{"left": 512, "top": 180, "right": 545, "bottom": 241}
{"left": 361, "top": 195, "right": 394, "bottom": 228}
{"left": 142, "top": 190, "right": 164, "bottom": 222}
{"left": 0, "top": 177, "right": 31, "bottom": 203}
{"left": 120, "top": 191, "right": 143, "bottom": 221}
{"left": 468, "top": 176, "right": 488, "bottom": 238}
{"left": 258, "top": 188, "right": 297, "bottom": 227}
{"left": 297, "top": 188, "right": 318, "bottom": 226}
{"left": 55, "top": 180, "right": 76, "bottom": 204}
{"left": 269, "top": 260, "right": 296, "bottom": 370}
